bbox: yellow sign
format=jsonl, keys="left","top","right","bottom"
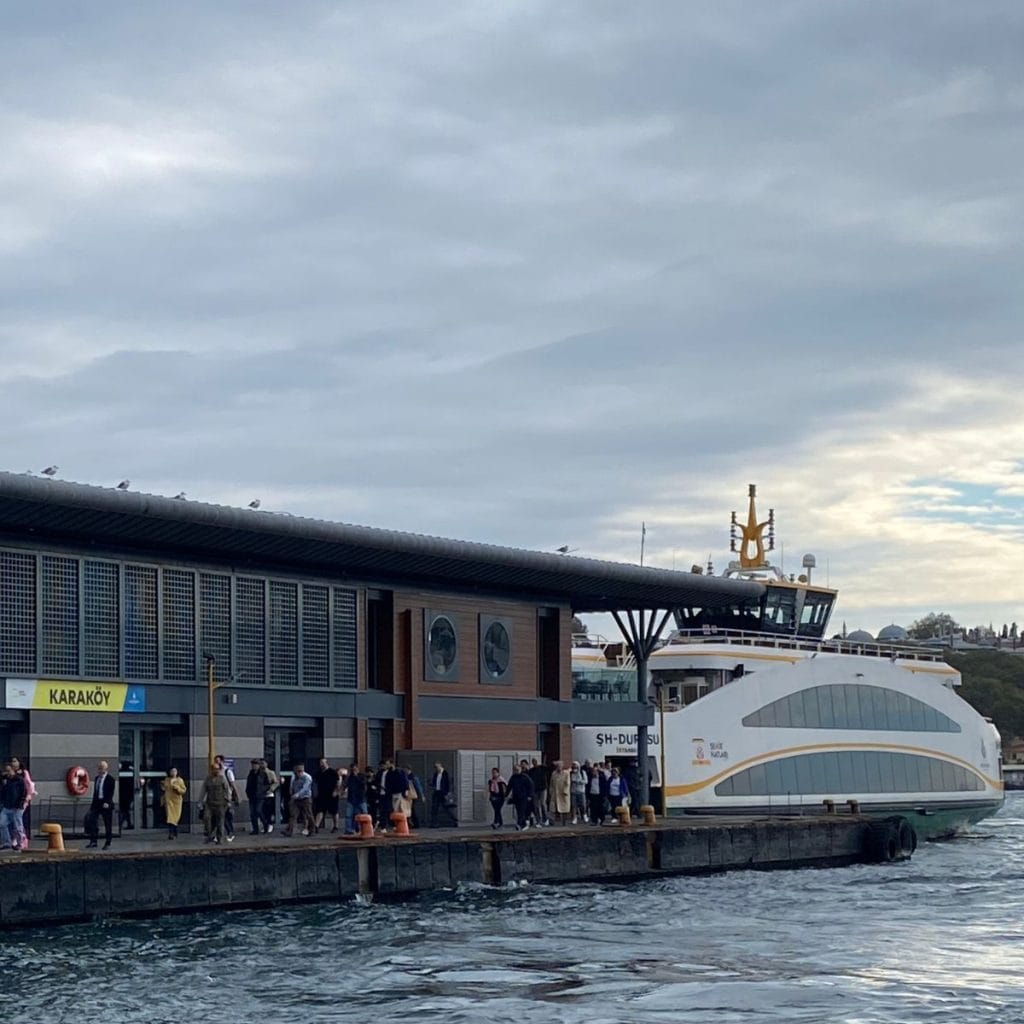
{"left": 5, "top": 679, "right": 147, "bottom": 713}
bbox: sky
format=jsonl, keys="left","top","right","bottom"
{"left": 2, "top": 1, "right": 1023, "bottom": 637}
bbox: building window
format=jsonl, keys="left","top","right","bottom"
{"left": 269, "top": 581, "right": 298, "bottom": 686}
{"left": 332, "top": 587, "right": 358, "bottom": 688}
{"left": 1, "top": 552, "right": 36, "bottom": 675}
{"left": 235, "top": 577, "right": 266, "bottom": 685}
{"left": 302, "top": 584, "right": 329, "bottom": 687}
{"left": 425, "top": 611, "right": 458, "bottom": 681}
{"left": 124, "top": 565, "right": 158, "bottom": 679}
{"left": 162, "top": 569, "right": 196, "bottom": 681}
{"left": 480, "top": 616, "right": 512, "bottom": 683}
{"left": 715, "top": 750, "right": 984, "bottom": 797}
{"left": 741, "top": 684, "right": 962, "bottom": 733}
{"left": 200, "top": 573, "right": 231, "bottom": 679}
{"left": 83, "top": 560, "right": 120, "bottom": 678}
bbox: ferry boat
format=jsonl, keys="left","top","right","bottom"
{"left": 574, "top": 486, "right": 1004, "bottom": 839}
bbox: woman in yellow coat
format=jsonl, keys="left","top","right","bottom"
{"left": 161, "top": 767, "right": 187, "bottom": 839}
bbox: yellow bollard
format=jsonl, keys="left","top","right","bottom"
{"left": 614, "top": 805, "right": 632, "bottom": 826}
{"left": 639, "top": 804, "right": 657, "bottom": 825}
{"left": 41, "top": 823, "right": 65, "bottom": 853}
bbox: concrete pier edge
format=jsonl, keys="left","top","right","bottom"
{"left": 0, "top": 816, "right": 899, "bottom": 928}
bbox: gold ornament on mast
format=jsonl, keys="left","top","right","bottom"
{"left": 730, "top": 484, "right": 775, "bottom": 569}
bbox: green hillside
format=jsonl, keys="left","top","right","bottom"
{"left": 947, "top": 649, "right": 1024, "bottom": 745}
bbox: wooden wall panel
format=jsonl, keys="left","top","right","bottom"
{"left": 414, "top": 721, "right": 537, "bottom": 750}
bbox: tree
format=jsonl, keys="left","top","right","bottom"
{"left": 906, "top": 612, "right": 962, "bottom": 640}
{"left": 571, "top": 615, "right": 587, "bottom": 637}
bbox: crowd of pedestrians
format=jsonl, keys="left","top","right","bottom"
{"left": 1, "top": 752, "right": 647, "bottom": 853}
{"left": 487, "top": 758, "right": 640, "bottom": 830}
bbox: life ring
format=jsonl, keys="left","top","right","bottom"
{"left": 66, "top": 765, "right": 90, "bottom": 797}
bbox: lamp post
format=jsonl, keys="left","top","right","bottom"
{"left": 204, "top": 654, "right": 219, "bottom": 768}
{"left": 657, "top": 682, "right": 668, "bottom": 816}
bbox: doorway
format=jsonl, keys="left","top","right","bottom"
{"left": 118, "top": 721, "right": 189, "bottom": 830}
{"left": 264, "top": 723, "right": 322, "bottom": 824}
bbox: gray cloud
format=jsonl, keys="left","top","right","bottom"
{"left": 2, "top": 1, "right": 1024, "bottom": 628}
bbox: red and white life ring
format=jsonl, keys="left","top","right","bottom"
{"left": 66, "top": 765, "right": 90, "bottom": 797}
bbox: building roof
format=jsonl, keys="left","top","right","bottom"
{"left": 0, "top": 472, "right": 764, "bottom": 612}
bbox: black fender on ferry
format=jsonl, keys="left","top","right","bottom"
{"left": 863, "top": 816, "right": 915, "bottom": 862}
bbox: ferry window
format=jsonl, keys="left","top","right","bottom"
{"left": 800, "top": 688, "right": 820, "bottom": 729}
{"left": 742, "top": 685, "right": 961, "bottom": 732}
{"left": 870, "top": 687, "right": 889, "bottom": 730}
{"left": 715, "top": 751, "right": 984, "bottom": 796}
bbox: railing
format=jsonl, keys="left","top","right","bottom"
{"left": 661, "top": 628, "right": 948, "bottom": 664}
{"left": 572, "top": 669, "right": 638, "bottom": 702}
{"left": 34, "top": 797, "right": 196, "bottom": 837}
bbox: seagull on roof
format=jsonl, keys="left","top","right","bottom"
{"left": 556, "top": 545, "right": 578, "bottom": 555}
{"left": 173, "top": 492, "right": 187, "bottom": 500}
{"left": 116, "top": 480, "right": 130, "bottom": 490}
{"left": 41, "top": 465, "right": 59, "bottom": 477}
{"left": 248, "top": 499, "right": 261, "bottom": 509}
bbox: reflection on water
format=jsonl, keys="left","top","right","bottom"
{"left": 6, "top": 796, "right": 1024, "bottom": 1024}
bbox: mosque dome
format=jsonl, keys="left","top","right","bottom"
{"left": 846, "top": 629, "right": 875, "bottom": 642}
{"left": 877, "top": 624, "right": 909, "bottom": 642}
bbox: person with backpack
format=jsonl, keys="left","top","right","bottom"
{"left": 505, "top": 763, "right": 535, "bottom": 831}
{"left": 213, "top": 755, "right": 239, "bottom": 842}
{"left": 487, "top": 767, "right": 507, "bottom": 830}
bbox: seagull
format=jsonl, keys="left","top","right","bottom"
{"left": 248, "top": 499, "right": 261, "bottom": 509}
{"left": 41, "top": 465, "right": 58, "bottom": 477}
{"left": 116, "top": 480, "right": 130, "bottom": 490}
{"left": 173, "top": 492, "right": 187, "bottom": 500}
{"left": 556, "top": 545, "right": 578, "bottom": 555}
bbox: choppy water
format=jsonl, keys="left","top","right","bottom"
{"left": 6, "top": 795, "right": 1024, "bottom": 1023}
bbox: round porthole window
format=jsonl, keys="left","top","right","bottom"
{"left": 428, "top": 615, "right": 457, "bottom": 675}
{"left": 482, "top": 620, "right": 511, "bottom": 678}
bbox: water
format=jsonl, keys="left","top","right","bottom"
{"left": 6, "top": 795, "right": 1024, "bottom": 1024}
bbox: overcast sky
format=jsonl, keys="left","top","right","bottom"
{"left": 2, "top": 1, "right": 1023, "bottom": 635}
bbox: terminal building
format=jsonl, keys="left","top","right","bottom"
{"left": 0, "top": 472, "right": 759, "bottom": 826}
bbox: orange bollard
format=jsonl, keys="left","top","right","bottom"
{"left": 639, "top": 804, "right": 657, "bottom": 825}
{"left": 389, "top": 811, "right": 411, "bottom": 836}
{"left": 354, "top": 814, "right": 374, "bottom": 839}
{"left": 614, "top": 805, "right": 632, "bottom": 827}
{"left": 41, "top": 823, "right": 65, "bottom": 852}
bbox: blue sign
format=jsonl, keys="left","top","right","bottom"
{"left": 124, "top": 685, "right": 147, "bottom": 713}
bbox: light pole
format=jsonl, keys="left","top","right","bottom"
{"left": 657, "top": 681, "right": 668, "bottom": 816}
{"left": 204, "top": 654, "right": 219, "bottom": 768}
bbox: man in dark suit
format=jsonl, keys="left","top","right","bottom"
{"left": 86, "top": 759, "right": 115, "bottom": 849}
{"left": 428, "top": 761, "right": 452, "bottom": 827}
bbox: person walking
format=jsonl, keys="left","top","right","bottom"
{"left": 607, "top": 766, "right": 631, "bottom": 814}
{"left": 85, "top": 760, "right": 116, "bottom": 849}
{"left": 200, "top": 762, "right": 231, "bottom": 845}
{"left": 550, "top": 761, "right": 572, "bottom": 826}
{"left": 0, "top": 762, "right": 27, "bottom": 851}
{"left": 213, "top": 755, "right": 238, "bottom": 842}
{"left": 161, "top": 767, "right": 187, "bottom": 839}
{"left": 487, "top": 767, "right": 507, "bottom": 830}
{"left": 118, "top": 761, "right": 136, "bottom": 831}
{"left": 428, "top": 762, "right": 451, "bottom": 827}
{"left": 244, "top": 760, "right": 263, "bottom": 834}
{"left": 570, "top": 761, "right": 588, "bottom": 824}
{"left": 506, "top": 763, "right": 535, "bottom": 831}
{"left": 342, "top": 762, "right": 367, "bottom": 835}
{"left": 258, "top": 759, "right": 278, "bottom": 833}
{"left": 10, "top": 757, "right": 35, "bottom": 839}
{"left": 286, "top": 763, "right": 315, "bottom": 836}
{"left": 403, "top": 765, "right": 424, "bottom": 829}
{"left": 314, "top": 758, "right": 340, "bottom": 833}
{"left": 528, "top": 759, "right": 550, "bottom": 826}
{"left": 587, "top": 763, "right": 609, "bottom": 825}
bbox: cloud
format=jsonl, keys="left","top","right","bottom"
{"left": 2, "top": 1, "right": 1024, "bottom": 636}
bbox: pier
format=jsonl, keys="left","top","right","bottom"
{"left": 0, "top": 813, "right": 912, "bottom": 928}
